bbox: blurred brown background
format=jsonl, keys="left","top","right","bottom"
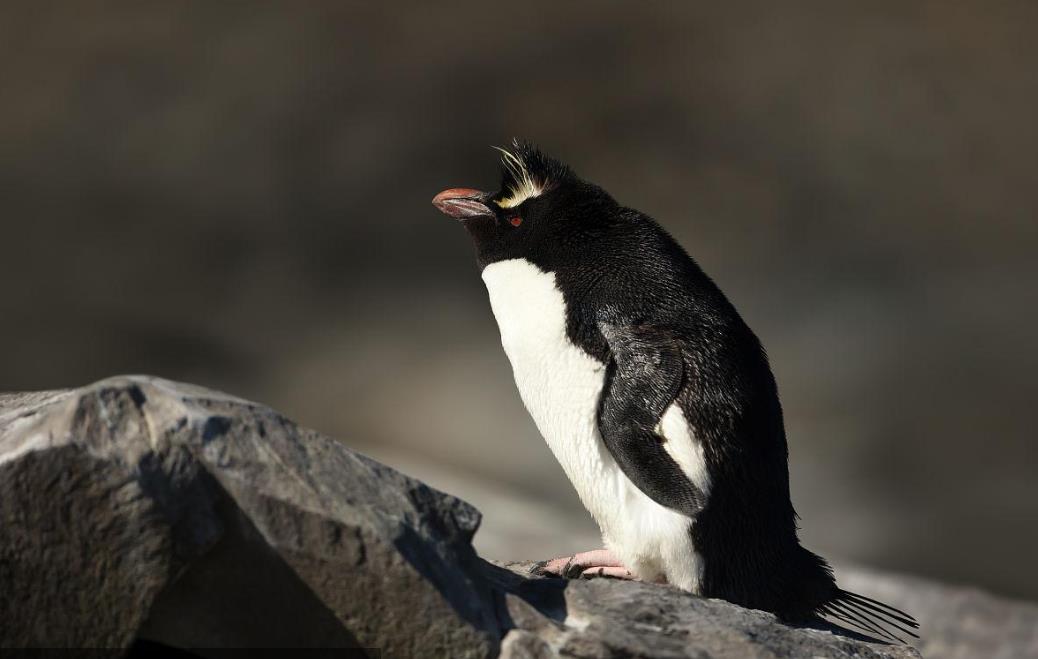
{"left": 2, "top": 2, "right": 1036, "bottom": 600}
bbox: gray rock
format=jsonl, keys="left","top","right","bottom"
{"left": 486, "top": 561, "right": 922, "bottom": 659}
{"left": 489, "top": 560, "right": 1038, "bottom": 659}
{"left": 0, "top": 376, "right": 499, "bottom": 656}
{"left": 2, "top": 375, "right": 1034, "bottom": 658}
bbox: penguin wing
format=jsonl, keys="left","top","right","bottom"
{"left": 596, "top": 321, "right": 706, "bottom": 519}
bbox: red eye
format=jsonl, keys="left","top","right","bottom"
{"left": 509, "top": 216, "right": 523, "bottom": 227}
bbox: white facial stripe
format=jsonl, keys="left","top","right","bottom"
{"left": 492, "top": 146, "right": 543, "bottom": 209}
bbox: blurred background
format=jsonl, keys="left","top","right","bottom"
{"left": 2, "top": 2, "right": 1036, "bottom": 601}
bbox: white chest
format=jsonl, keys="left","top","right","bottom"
{"left": 481, "top": 259, "right": 613, "bottom": 505}
{"left": 481, "top": 259, "right": 706, "bottom": 591}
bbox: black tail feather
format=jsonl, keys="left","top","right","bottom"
{"left": 838, "top": 589, "right": 921, "bottom": 626}
{"left": 839, "top": 589, "right": 919, "bottom": 628}
{"left": 820, "top": 589, "right": 919, "bottom": 643}
{"left": 819, "top": 604, "right": 882, "bottom": 637}
{"left": 822, "top": 606, "right": 896, "bottom": 643}
{"left": 825, "top": 601, "right": 902, "bottom": 642}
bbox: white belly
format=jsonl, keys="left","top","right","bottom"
{"left": 481, "top": 258, "right": 708, "bottom": 591}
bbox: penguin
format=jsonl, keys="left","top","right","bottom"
{"left": 432, "top": 141, "right": 918, "bottom": 642}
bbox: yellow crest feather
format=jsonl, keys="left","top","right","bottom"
{"left": 492, "top": 145, "right": 544, "bottom": 208}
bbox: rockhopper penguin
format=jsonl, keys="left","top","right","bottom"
{"left": 432, "top": 141, "right": 918, "bottom": 641}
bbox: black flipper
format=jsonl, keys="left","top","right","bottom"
{"left": 596, "top": 321, "right": 706, "bottom": 519}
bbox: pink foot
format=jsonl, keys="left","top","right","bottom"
{"left": 582, "top": 566, "right": 636, "bottom": 580}
{"left": 532, "top": 549, "right": 635, "bottom": 580}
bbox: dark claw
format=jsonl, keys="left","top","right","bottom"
{"left": 529, "top": 560, "right": 549, "bottom": 576}
{"left": 562, "top": 557, "right": 584, "bottom": 579}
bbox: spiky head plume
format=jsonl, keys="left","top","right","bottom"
{"left": 492, "top": 140, "right": 573, "bottom": 208}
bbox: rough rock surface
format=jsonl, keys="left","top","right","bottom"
{"left": 0, "top": 376, "right": 498, "bottom": 656}
{"left": 491, "top": 560, "right": 1038, "bottom": 658}
{"left": 1, "top": 376, "right": 1034, "bottom": 658}
{"left": 488, "top": 562, "right": 922, "bottom": 659}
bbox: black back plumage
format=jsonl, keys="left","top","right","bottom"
{"left": 463, "top": 141, "right": 918, "bottom": 641}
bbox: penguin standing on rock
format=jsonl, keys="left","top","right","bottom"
{"left": 432, "top": 141, "right": 918, "bottom": 642}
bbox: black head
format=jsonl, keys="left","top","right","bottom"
{"left": 433, "top": 141, "right": 615, "bottom": 269}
